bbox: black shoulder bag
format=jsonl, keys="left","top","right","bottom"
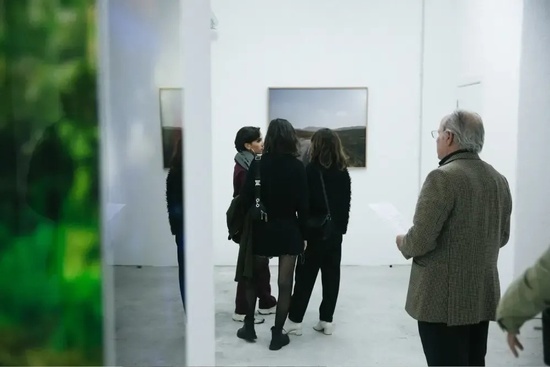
{"left": 306, "top": 170, "right": 333, "bottom": 240}
{"left": 250, "top": 154, "right": 268, "bottom": 222}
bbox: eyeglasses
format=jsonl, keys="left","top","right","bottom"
{"left": 431, "top": 129, "right": 454, "bottom": 139}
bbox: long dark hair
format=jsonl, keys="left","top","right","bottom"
{"left": 309, "top": 128, "right": 348, "bottom": 170}
{"left": 170, "top": 137, "right": 182, "bottom": 170}
{"left": 263, "top": 118, "right": 299, "bottom": 156}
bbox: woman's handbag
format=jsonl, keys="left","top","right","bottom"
{"left": 250, "top": 154, "right": 268, "bottom": 222}
{"left": 306, "top": 170, "right": 333, "bottom": 240}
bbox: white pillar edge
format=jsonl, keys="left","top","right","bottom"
{"left": 97, "top": 0, "right": 116, "bottom": 365}
{"left": 181, "top": 0, "right": 216, "bottom": 365}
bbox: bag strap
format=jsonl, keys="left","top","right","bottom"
{"left": 319, "top": 170, "right": 331, "bottom": 217}
{"left": 254, "top": 154, "right": 262, "bottom": 208}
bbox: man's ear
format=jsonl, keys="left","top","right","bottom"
{"left": 446, "top": 131, "right": 454, "bottom": 146}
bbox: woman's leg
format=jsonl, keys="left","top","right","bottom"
{"left": 268, "top": 254, "right": 296, "bottom": 350}
{"left": 237, "top": 256, "right": 264, "bottom": 341}
{"left": 288, "top": 246, "right": 321, "bottom": 324}
{"left": 256, "top": 258, "right": 277, "bottom": 312}
{"left": 319, "top": 233, "right": 343, "bottom": 323}
{"left": 234, "top": 281, "right": 248, "bottom": 315}
{"left": 275, "top": 255, "right": 297, "bottom": 329}
{"left": 175, "top": 233, "right": 185, "bottom": 311}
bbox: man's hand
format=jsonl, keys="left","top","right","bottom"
{"left": 395, "top": 234, "right": 405, "bottom": 250}
{"left": 506, "top": 332, "right": 523, "bottom": 358}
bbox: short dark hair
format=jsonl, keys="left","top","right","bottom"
{"left": 234, "top": 126, "right": 261, "bottom": 152}
{"left": 263, "top": 118, "right": 299, "bottom": 156}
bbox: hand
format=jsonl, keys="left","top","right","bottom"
{"left": 304, "top": 241, "right": 308, "bottom": 251}
{"left": 506, "top": 332, "right": 523, "bottom": 358}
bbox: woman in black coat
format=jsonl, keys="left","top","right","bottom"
{"left": 236, "top": 118, "right": 309, "bottom": 350}
{"left": 286, "top": 128, "right": 351, "bottom": 336}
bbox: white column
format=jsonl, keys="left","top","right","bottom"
{"left": 181, "top": 0, "right": 215, "bottom": 365}
{"left": 97, "top": 0, "right": 116, "bottom": 365}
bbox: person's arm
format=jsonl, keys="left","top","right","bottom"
{"left": 296, "top": 162, "right": 309, "bottom": 240}
{"left": 497, "top": 247, "right": 550, "bottom": 333}
{"left": 400, "top": 169, "right": 453, "bottom": 258}
{"left": 233, "top": 165, "right": 247, "bottom": 197}
{"left": 341, "top": 168, "right": 351, "bottom": 234}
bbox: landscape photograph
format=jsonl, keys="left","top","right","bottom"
{"left": 268, "top": 88, "right": 368, "bottom": 167}
{"left": 159, "top": 88, "right": 183, "bottom": 168}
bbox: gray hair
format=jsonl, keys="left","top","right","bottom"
{"left": 441, "top": 110, "right": 485, "bottom": 153}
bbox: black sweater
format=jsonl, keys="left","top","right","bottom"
{"left": 306, "top": 162, "right": 351, "bottom": 235}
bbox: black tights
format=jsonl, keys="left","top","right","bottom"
{"left": 245, "top": 255, "right": 296, "bottom": 329}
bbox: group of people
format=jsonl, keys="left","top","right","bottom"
{"left": 229, "top": 119, "right": 352, "bottom": 350}
{"left": 166, "top": 110, "right": 550, "bottom": 365}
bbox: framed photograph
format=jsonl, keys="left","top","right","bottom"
{"left": 268, "top": 87, "right": 368, "bottom": 168}
{"left": 159, "top": 88, "right": 183, "bottom": 168}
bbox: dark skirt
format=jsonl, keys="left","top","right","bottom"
{"left": 252, "top": 218, "right": 304, "bottom": 257}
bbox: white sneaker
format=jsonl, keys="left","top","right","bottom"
{"left": 283, "top": 320, "right": 302, "bottom": 335}
{"left": 232, "top": 313, "right": 265, "bottom": 324}
{"left": 313, "top": 321, "right": 334, "bottom": 335}
{"left": 258, "top": 306, "right": 277, "bottom": 315}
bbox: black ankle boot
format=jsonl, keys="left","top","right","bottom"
{"left": 269, "top": 326, "right": 290, "bottom": 350}
{"left": 237, "top": 318, "right": 257, "bottom": 342}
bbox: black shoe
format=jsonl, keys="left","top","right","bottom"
{"left": 269, "top": 326, "right": 290, "bottom": 350}
{"left": 237, "top": 322, "right": 257, "bottom": 342}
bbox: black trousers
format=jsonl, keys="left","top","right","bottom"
{"left": 543, "top": 308, "right": 550, "bottom": 366}
{"left": 288, "top": 232, "right": 342, "bottom": 323}
{"left": 418, "top": 320, "right": 490, "bottom": 366}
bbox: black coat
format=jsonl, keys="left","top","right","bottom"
{"left": 306, "top": 162, "right": 351, "bottom": 235}
{"left": 166, "top": 166, "right": 183, "bottom": 236}
{"left": 241, "top": 153, "right": 309, "bottom": 257}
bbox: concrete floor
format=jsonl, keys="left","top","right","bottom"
{"left": 114, "top": 265, "right": 545, "bottom": 366}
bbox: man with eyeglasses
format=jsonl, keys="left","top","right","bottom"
{"left": 395, "top": 110, "right": 513, "bottom": 366}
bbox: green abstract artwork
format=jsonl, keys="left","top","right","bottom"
{"left": 0, "top": 0, "right": 103, "bottom": 365}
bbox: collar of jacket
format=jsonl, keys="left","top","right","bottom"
{"left": 439, "top": 149, "right": 480, "bottom": 166}
{"left": 234, "top": 150, "right": 255, "bottom": 170}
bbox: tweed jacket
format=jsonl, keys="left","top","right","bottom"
{"left": 400, "top": 151, "right": 512, "bottom": 326}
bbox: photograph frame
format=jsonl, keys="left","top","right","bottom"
{"left": 267, "top": 87, "right": 369, "bottom": 168}
{"left": 159, "top": 87, "right": 183, "bottom": 169}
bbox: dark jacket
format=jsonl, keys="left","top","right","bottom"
{"left": 306, "top": 162, "right": 351, "bottom": 236}
{"left": 232, "top": 154, "right": 254, "bottom": 281}
{"left": 240, "top": 153, "right": 309, "bottom": 257}
{"left": 233, "top": 163, "right": 247, "bottom": 198}
{"left": 234, "top": 208, "right": 255, "bottom": 282}
{"left": 166, "top": 166, "right": 183, "bottom": 235}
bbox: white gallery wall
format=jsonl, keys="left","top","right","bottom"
{"left": 514, "top": 0, "right": 550, "bottom": 274}
{"left": 103, "top": 0, "right": 550, "bottom": 283}
{"left": 104, "top": 0, "right": 182, "bottom": 266}
{"left": 211, "top": 0, "right": 424, "bottom": 266}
